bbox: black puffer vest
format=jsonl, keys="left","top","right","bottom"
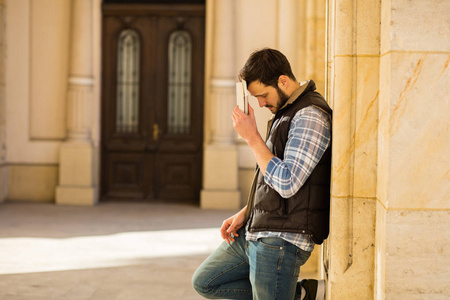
{"left": 246, "top": 80, "right": 332, "bottom": 244}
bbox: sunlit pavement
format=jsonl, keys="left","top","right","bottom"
{"left": 0, "top": 202, "right": 235, "bottom": 300}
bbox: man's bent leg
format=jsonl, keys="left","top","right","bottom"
{"left": 248, "top": 238, "right": 311, "bottom": 300}
{"left": 192, "top": 227, "right": 252, "bottom": 299}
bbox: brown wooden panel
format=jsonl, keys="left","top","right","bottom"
{"left": 104, "top": 152, "right": 151, "bottom": 199}
{"left": 155, "top": 153, "right": 201, "bottom": 203}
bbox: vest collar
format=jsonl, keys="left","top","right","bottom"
{"left": 266, "top": 80, "right": 317, "bottom": 137}
{"left": 279, "top": 80, "right": 316, "bottom": 111}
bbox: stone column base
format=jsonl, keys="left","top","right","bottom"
{"left": 201, "top": 144, "right": 241, "bottom": 209}
{"left": 56, "top": 142, "right": 97, "bottom": 206}
{"left": 200, "top": 190, "right": 240, "bottom": 209}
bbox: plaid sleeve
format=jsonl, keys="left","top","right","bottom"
{"left": 264, "top": 106, "right": 331, "bottom": 198}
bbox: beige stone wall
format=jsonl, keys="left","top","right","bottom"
{"left": 8, "top": 165, "right": 57, "bottom": 202}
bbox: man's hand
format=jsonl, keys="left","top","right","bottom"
{"left": 232, "top": 105, "right": 259, "bottom": 142}
{"left": 232, "top": 105, "right": 275, "bottom": 175}
{"left": 220, "top": 207, "right": 247, "bottom": 244}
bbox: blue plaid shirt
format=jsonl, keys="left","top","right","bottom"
{"left": 246, "top": 105, "right": 331, "bottom": 253}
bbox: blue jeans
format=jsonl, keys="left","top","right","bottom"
{"left": 192, "top": 227, "right": 311, "bottom": 299}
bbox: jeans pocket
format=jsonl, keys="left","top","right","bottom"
{"left": 293, "top": 248, "right": 311, "bottom": 277}
{"left": 257, "top": 237, "right": 284, "bottom": 250}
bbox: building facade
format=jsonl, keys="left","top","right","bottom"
{"left": 0, "top": 0, "right": 449, "bottom": 299}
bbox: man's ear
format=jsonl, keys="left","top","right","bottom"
{"left": 277, "top": 75, "right": 289, "bottom": 90}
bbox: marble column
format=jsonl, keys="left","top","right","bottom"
{"left": 200, "top": 0, "right": 240, "bottom": 209}
{"left": 56, "top": 0, "right": 97, "bottom": 205}
{"left": 325, "top": 0, "right": 380, "bottom": 298}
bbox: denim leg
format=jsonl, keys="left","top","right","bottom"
{"left": 192, "top": 227, "right": 252, "bottom": 299}
{"left": 248, "top": 238, "right": 311, "bottom": 300}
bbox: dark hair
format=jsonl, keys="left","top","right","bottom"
{"left": 239, "top": 48, "right": 296, "bottom": 88}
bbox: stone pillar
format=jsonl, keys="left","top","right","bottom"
{"left": 375, "top": 1, "right": 450, "bottom": 299}
{"left": 56, "top": 0, "right": 97, "bottom": 205}
{"left": 325, "top": 0, "right": 380, "bottom": 298}
{"left": 277, "top": 0, "right": 298, "bottom": 75}
{"left": 200, "top": 0, "right": 240, "bottom": 209}
{"left": 305, "top": 0, "right": 326, "bottom": 94}
{"left": 0, "top": 0, "right": 6, "bottom": 203}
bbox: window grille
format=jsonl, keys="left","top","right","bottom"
{"left": 116, "top": 29, "right": 140, "bottom": 133}
{"left": 168, "top": 30, "right": 192, "bottom": 134}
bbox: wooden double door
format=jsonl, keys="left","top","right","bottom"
{"left": 101, "top": 3, "right": 205, "bottom": 204}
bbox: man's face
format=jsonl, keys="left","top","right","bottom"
{"left": 247, "top": 80, "right": 289, "bottom": 114}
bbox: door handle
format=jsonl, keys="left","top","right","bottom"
{"left": 153, "top": 124, "right": 159, "bottom": 141}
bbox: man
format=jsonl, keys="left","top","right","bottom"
{"left": 192, "top": 48, "right": 332, "bottom": 300}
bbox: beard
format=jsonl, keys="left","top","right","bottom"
{"left": 274, "top": 86, "right": 290, "bottom": 112}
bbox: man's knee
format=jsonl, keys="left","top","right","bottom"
{"left": 192, "top": 268, "right": 212, "bottom": 298}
